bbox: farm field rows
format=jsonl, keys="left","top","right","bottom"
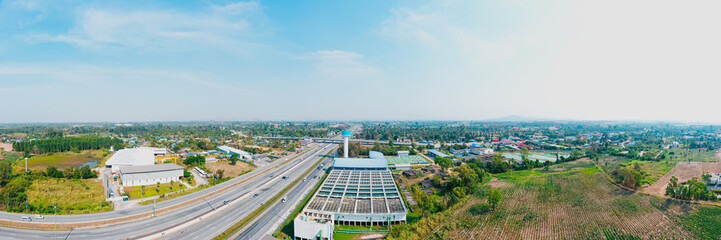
{"left": 393, "top": 161, "right": 721, "bottom": 240}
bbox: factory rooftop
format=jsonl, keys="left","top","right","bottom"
{"left": 106, "top": 147, "right": 166, "bottom": 171}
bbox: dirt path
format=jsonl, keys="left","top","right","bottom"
{"left": 643, "top": 150, "right": 721, "bottom": 197}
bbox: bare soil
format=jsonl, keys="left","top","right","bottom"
{"left": 206, "top": 160, "right": 255, "bottom": 178}
{"left": 0, "top": 143, "right": 12, "bottom": 152}
{"left": 643, "top": 150, "right": 721, "bottom": 197}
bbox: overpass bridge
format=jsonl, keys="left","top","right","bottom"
{"left": 257, "top": 136, "right": 412, "bottom": 146}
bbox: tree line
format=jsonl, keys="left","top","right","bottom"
{"left": 12, "top": 136, "right": 122, "bottom": 155}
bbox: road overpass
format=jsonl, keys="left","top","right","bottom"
{"left": 259, "top": 136, "right": 413, "bottom": 146}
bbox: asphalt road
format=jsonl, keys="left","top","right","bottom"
{"left": 156, "top": 144, "right": 335, "bottom": 240}
{"left": 0, "top": 143, "right": 335, "bottom": 240}
{"left": 233, "top": 156, "right": 328, "bottom": 240}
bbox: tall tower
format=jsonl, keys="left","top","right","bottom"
{"left": 342, "top": 129, "right": 351, "bottom": 158}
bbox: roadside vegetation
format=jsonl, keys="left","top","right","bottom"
{"left": 26, "top": 178, "right": 112, "bottom": 214}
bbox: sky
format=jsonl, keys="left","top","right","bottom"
{"left": 1, "top": 0, "right": 721, "bottom": 123}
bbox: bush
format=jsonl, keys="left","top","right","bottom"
{"left": 469, "top": 203, "right": 493, "bottom": 215}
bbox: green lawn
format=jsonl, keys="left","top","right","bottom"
{"left": 334, "top": 225, "right": 390, "bottom": 240}
{"left": 124, "top": 182, "right": 187, "bottom": 199}
{"left": 26, "top": 178, "right": 113, "bottom": 214}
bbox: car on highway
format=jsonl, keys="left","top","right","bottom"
{"left": 313, "top": 175, "right": 317, "bottom": 179}
{"left": 281, "top": 198, "right": 287, "bottom": 203}
{"left": 253, "top": 193, "right": 259, "bottom": 198}
{"left": 282, "top": 176, "right": 288, "bottom": 180}
{"left": 34, "top": 215, "right": 44, "bottom": 219}
{"left": 21, "top": 216, "right": 32, "bottom": 222}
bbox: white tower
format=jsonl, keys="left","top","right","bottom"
{"left": 342, "top": 129, "right": 351, "bottom": 158}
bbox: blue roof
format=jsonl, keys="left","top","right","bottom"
{"left": 369, "top": 151, "right": 385, "bottom": 159}
{"left": 428, "top": 150, "right": 450, "bottom": 158}
{"left": 333, "top": 158, "right": 388, "bottom": 170}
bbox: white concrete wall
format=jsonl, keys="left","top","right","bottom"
{"left": 294, "top": 216, "right": 333, "bottom": 240}
{"left": 120, "top": 169, "right": 183, "bottom": 187}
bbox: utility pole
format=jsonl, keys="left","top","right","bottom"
{"left": 54, "top": 204, "right": 57, "bottom": 240}
{"left": 25, "top": 157, "right": 27, "bottom": 173}
{"left": 153, "top": 198, "right": 156, "bottom": 217}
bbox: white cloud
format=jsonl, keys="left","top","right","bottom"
{"left": 0, "top": 64, "right": 253, "bottom": 94}
{"left": 31, "top": 1, "right": 264, "bottom": 51}
{"left": 379, "top": 0, "right": 525, "bottom": 64}
{"left": 307, "top": 50, "right": 381, "bottom": 81}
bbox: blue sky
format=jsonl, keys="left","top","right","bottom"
{"left": 2, "top": 0, "right": 721, "bottom": 123}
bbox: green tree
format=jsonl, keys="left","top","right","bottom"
{"left": 45, "top": 166, "right": 63, "bottom": 178}
{"left": 229, "top": 153, "right": 239, "bottom": 166}
{"left": 487, "top": 187, "right": 502, "bottom": 209}
{"left": 0, "top": 161, "right": 12, "bottom": 184}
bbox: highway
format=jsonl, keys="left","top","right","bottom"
{"left": 0, "top": 143, "right": 336, "bottom": 240}
{"left": 232, "top": 156, "right": 327, "bottom": 240}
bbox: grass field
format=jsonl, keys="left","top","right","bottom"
{"left": 24, "top": 150, "right": 107, "bottom": 170}
{"left": 124, "top": 181, "right": 187, "bottom": 199}
{"left": 666, "top": 148, "right": 717, "bottom": 162}
{"left": 598, "top": 155, "right": 677, "bottom": 186}
{"left": 26, "top": 178, "right": 113, "bottom": 214}
{"left": 389, "top": 159, "right": 721, "bottom": 240}
{"left": 0, "top": 151, "right": 23, "bottom": 163}
{"left": 537, "top": 158, "right": 596, "bottom": 173}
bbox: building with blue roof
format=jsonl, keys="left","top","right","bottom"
{"left": 427, "top": 149, "right": 450, "bottom": 159}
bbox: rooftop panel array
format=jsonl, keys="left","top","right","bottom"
{"left": 304, "top": 169, "right": 407, "bottom": 215}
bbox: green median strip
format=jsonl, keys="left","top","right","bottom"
{"left": 273, "top": 169, "right": 329, "bottom": 239}
{"left": 214, "top": 147, "right": 335, "bottom": 240}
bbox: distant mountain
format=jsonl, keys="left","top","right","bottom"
{"left": 482, "top": 115, "right": 556, "bottom": 122}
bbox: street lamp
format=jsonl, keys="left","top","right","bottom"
{"left": 54, "top": 204, "right": 57, "bottom": 240}
{"left": 24, "top": 158, "right": 27, "bottom": 173}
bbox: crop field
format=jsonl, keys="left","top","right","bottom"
{"left": 26, "top": 178, "right": 112, "bottom": 214}
{"left": 23, "top": 150, "right": 106, "bottom": 170}
{"left": 393, "top": 164, "right": 721, "bottom": 240}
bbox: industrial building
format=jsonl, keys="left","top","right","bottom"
{"left": 218, "top": 145, "right": 253, "bottom": 160}
{"left": 105, "top": 147, "right": 167, "bottom": 172}
{"left": 118, "top": 163, "right": 184, "bottom": 187}
{"left": 294, "top": 156, "right": 407, "bottom": 240}
{"left": 427, "top": 149, "right": 450, "bottom": 159}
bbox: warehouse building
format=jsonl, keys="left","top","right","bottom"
{"left": 105, "top": 147, "right": 167, "bottom": 172}
{"left": 427, "top": 149, "right": 450, "bottom": 159}
{"left": 218, "top": 145, "right": 253, "bottom": 160}
{"left": 118, "top": 163, "right": 184, "bottom": 187}
{"left": 294, "top": 157, "right": 407, "bottom": 240}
